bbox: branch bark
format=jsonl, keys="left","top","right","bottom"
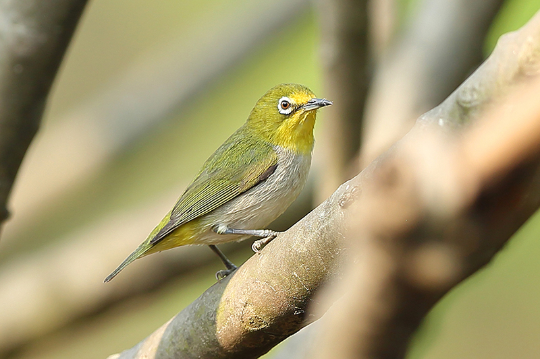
{"left": 108, "top": 9, "right": 540, "bottom": 359}
{"left": 311, "top": 9, "right": 540, "bottom": 357}
{"left": 0, "top": 0, "right": 88, "bottom": 234}
{"left": 110, "top": 189, "right": 346, "bottom": 359}
{"left": 311, "top": 75, "right": 540, "bottom": 359}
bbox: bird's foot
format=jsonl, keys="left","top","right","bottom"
{"left": 215, "top": 265, "right": 237, "bottom": 281}
{"left": 209, "top": 244, "right": 238, "bottom": 280}
{"left": 252, "top": 232, "right": 279, "bottom": 253}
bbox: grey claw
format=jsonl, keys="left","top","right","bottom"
{"left": 215, "top": 267, "right": 237, "bottom": 281}
{"left": 252, "top": 233, "right": 278, "bottom": 253}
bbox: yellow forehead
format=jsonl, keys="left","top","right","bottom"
{"left": 287, "top": 91, "right": 315, "bottom": 105}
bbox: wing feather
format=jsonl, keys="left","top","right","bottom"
{"left": 150, "top": 129, "right": 278, "bottom": 244}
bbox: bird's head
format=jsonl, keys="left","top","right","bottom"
{"left": 247, "top": 83, "right": 332, "bottom": 154}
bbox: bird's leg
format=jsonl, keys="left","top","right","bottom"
{"left": 208, "top": 245, "right": 237, "bottom": 280}
{"left": 214, "top": 225, "right": 280, "bottom": 253}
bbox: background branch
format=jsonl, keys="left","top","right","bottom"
{"left": 0, "top": 0, "right": 88, "bottom": 234}
{"left": 2, "top": 0, "right": 311, "bottom": 244}
{"left": 108, "top": 8, "right": 540, "bottom": 359}
{"left": 368, "top": 0, "right": 398, "bottom": 60}
{"left": 315, "top": 0, "right": 371, "bottom": 202}
{"left": 360, "top": 0, "right": 505, "bottom": 167}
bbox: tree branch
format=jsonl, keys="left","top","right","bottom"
{"left": 310, "top": 9, "right": 540, "bottom": 358}
{"left": 368, "top": 0, "right": 397, "bottom": 60}
{"left": 311, "top": 75, "right": 540, "bottom": 359}
{"left": 110, "top": 189, "right": 346, "bottom": 359}
{"left": 109, "top": 9, "right": 540, "bottom": 359}
{"left": 0, "top": 0, "right": 88, "bottom": 234}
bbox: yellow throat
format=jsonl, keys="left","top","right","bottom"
{"left": 247, "top": 84, "right": 326, "bottom": 155}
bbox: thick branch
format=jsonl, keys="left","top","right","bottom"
{"left": 310, "top": 9, "right": 540, "bottom": 358}
{"left": 109, "top": 9, "right": 540, "bottom": 359}
{"left": 311, "top": 76, "right": 540, "bottom": 359}
{"left": 0, "top": 0, "right": 88, "bottom": 232}
{"left": 110, "top": 189, "right": 347, "bottom": 359}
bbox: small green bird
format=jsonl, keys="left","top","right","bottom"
{"left": 105, "top": 83, "right": 332, "bottom": 282}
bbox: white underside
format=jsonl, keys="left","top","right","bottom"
{"left": 193, "top": 145, "right": 311, "bottom": 244}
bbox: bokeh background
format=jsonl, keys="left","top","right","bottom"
{"left": 1, "top": 0, "right": 540, "bottom": 358}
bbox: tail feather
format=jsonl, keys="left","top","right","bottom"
{"left": 104, "top": 245, "right": 149, "bottom": 282}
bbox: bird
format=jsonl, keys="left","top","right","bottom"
{"left": 104, "top": 83, "right": 332, "bottom": 282}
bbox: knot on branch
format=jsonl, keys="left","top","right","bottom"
{"left": 338, "top": 184, "right": 360, "bottom": 208}
{"left": 457, "top": 81, "right": 484, "bottom": 111}
{"left": 519, "top": 35, "right": 540, "bottom": 76}
{"left": 242, "top": 303, "right": 270, "bottom": 331}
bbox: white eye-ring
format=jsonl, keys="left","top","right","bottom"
{"left": 277, "top": 96, "right": 294, "bottom": 115}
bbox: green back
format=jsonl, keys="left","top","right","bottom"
{"left": 150, "top": 126, "right": 278, "bottom": 244}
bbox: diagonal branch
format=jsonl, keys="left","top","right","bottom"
{"left": 310, "top": 9, "right": 540, "bottom": 359}
{"left": 108, "top": 9, "right": 540, "bottom": 359}
{"left": 0, "top": 0, "right": 88, "bottom": 234}
{"left": 311, "top": 75, "right": 540, "bottom": 359}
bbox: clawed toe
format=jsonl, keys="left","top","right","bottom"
{"left": 215, "top": 266, "right": 237, "bottom": 280}
{"left": 252, "top": 234, "right": 278, "bottom": 253}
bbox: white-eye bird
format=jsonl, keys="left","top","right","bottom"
{"left": 105, "top": 83, "right": 332, "bottom": 282}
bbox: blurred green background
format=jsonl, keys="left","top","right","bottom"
{"left": 1, "top": 0, "right": 540, "bottom": 358}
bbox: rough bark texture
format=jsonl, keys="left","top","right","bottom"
{"left": 360, "top": 0, "right": 505, "bottom": 167}
{"left": 0, "top": 0, "right": 88, "bottom": 233}
{"left": 108, "top": 10, "right": 540, "bottom": 359}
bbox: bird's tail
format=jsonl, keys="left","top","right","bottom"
{"left": 104, "top": 244, "right": 149, "bottom": 282}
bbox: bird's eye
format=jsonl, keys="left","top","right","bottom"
{"left": 278, "top": 97, "right": 294, "bottom": 115}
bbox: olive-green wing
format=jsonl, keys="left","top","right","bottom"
{"left": 150, "top": 132, "right": 278, "bottom": 244}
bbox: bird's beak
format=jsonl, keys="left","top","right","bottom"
{"left": 303, "top": 98, "right": 333, "bottom": 111}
